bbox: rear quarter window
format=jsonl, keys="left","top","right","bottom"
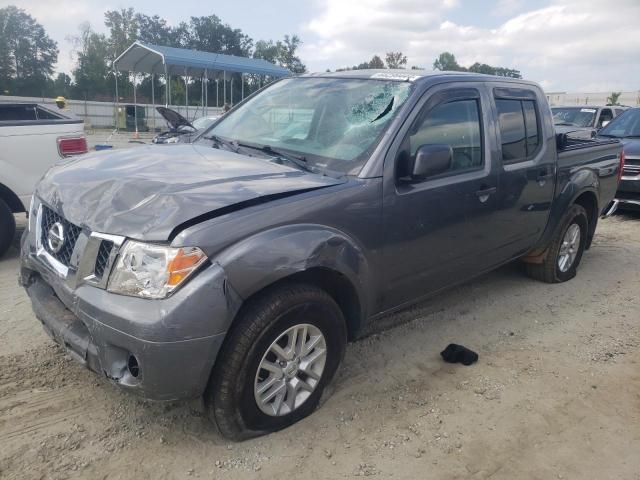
{"left": 0, "top": 104, "right": 38, "bottom": 121}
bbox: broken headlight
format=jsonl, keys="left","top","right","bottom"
{"left": 107, "top": 241, "right": 207, "bottom": 299}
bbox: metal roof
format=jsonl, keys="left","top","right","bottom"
{"left": 114, "top": 41, "right": 290, "bottom": 77}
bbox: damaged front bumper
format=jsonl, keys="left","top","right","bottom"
{"left": 20, "top": 227, "right": 238, "bottom": 401}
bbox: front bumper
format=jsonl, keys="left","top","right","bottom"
{"left": 20, "top": 225, "right": 239, "bottom": 401}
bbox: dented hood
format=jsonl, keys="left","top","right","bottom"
{"left": 36, "top": 144, "right": 343, "bottom": 241}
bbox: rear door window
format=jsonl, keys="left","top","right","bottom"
{"left": 496, "top": 99, "right": 526, "bottom": 162}
{"left": 495, "top": 97, "right": 541, "bottom": 163}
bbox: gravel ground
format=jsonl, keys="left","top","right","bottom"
{"left": 1, "top": 213, "right": 639, "bottom": 480}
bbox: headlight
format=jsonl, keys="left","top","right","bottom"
{"left": 166, "top": 136, "right": 180, "bottom": 144}
{"left": 28, "top": 194, "right": 36, "bottom": 231}
{"left": 107, "top": 241, "right": 207, "bottom": 299}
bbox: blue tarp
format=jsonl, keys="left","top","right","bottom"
{"left": 114, "top": 41, "right": 290, "bottom": 77}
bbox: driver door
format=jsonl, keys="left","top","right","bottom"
{"left": 380, "top": 84, "right": 501, "bottom": 310}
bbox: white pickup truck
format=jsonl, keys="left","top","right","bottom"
{"left": 0, "top": 103, "right": 87, "bottom": 257}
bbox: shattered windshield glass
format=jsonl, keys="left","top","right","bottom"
{"left": 205, "top": 77, "right": 414, "bottom": 175}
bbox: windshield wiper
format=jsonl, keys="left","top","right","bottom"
{"left": 555, "top": 122, "right": 577, "bottom": 126}
{"left": 203, "top": 134, "right": 240, "bottom": 153}
{"left": 597, "top": 133, "right": 620, "bottom": 138}
{"left": 237, "top": 143, "right": 312, "bottom": 172}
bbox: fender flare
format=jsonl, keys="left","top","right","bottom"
{"left": 528, "top": 172, "right": 599, "bottom": 258}
{"left": 213, "top": 223, "right": 371, "bottom": 332}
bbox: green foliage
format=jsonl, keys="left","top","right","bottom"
{"left": 368, "top": 55, "right": 385, "bottom": 69}
{"left": 433, "top": 52, "right": 522, "bottom": 78}
{"left": 385, "top": 52, "right": 407, "bottom": 69}
{"left": 0, "top": 4, "right": 308, "bottom": 102}
{"left": 279, "top": 35, "right": 306, "bottom": 74}
{"left": 607, "top": 92, "right": 622, "bottom": 105}
{"left": 0, "top": 6, "right": 58, "bottom": 96}
{"left": 432, "top": 52, "right": 465, "bottom": 71}
{"left": 69, "top": 23, "right": 112, "bottom": 99}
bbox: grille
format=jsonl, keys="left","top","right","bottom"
{"left": 623, "top": 165, "right": 640, "bottom": 177}
{"left": 94, "top": 240, "right": 114, "bottom": 279}
{"left": 40, "top": 205, "right": 82, "bottom": 266}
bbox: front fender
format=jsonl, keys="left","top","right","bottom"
{"left": 213, "top": 223, "right": 370, "bottom": 316}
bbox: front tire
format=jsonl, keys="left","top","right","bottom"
{"left": 525, "top": 204, "right": 588, "bottom": 283}
{"left": 0, "top": 198, "right": 16, "bottom": 258}
{"left": 205, "top": 283, "right": 347, "bottom": 440}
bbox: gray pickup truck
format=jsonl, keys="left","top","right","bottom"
{"left": 20, "top": 70, "right": 623, "bottom": 439}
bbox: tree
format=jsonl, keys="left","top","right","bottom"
{"left": 187, "top": 15, "right": 252, "bottom": 57}
{"left": 253, "top": 40, "right": 281, "bottom": 64}
{"left": 104, "top": 8, "right": 138, "bottom": 62}
{"left": 71, "top": 23, "right": 111, "bottom": 99}
{"left": 135, "top": 14, "right": 175, "bottom": 46}
{"left": 433, "top": 52, "right": 464, "bottom": 71}
{"left": 368, "top": 55, "right": 385, "bottom": 69}
{"left": 470, "top": 63, "right": 521, "bottom": 78}
{"left": 53, "top": 73, "right": 73, "bottom": 97}
{"left": 0, "top": 6, "right": 58, "bottom": 96}
{"left": 433, "top": 52, "right": 522, "bottom": 78}
{"left": 385, "top": 51, "right": 407, "bottom": 69}
{"left": 278, "top": 35, "right": 306, "bottom": 74}
{"left": 607, "top": 92, "right": 622, "bottom": 105}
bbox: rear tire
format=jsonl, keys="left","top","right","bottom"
{"left": 0, "top": 198, "right": 16, "bottom": 258}
{"left": 525, "top": 204, "right": 588, "bottom": 283}
{"left": 205, "top": 283, "right": 347, "bottom": 440}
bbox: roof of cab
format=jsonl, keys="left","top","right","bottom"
{"left": 300, "top": 69, "right": 538, "bottom": 87}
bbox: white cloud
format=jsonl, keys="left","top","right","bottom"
{"left": 302, "top": 0, "right": 640, "bottom": 91}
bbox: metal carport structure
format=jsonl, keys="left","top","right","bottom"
{"left": 113, "top": 41, "right": 290, "bottom": 131}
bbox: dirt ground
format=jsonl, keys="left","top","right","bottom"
{"left": 1, "top": 213, "right": 639, "bottom": 480}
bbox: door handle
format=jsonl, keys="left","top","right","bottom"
{"left": 475, "top": 186, "right": 496, "bottom": 203}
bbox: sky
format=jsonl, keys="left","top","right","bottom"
{"left": 7, "top": 0, "right": 640, "bottom": 92}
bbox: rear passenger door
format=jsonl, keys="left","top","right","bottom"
{"left": 489, "top": 87, "right": 556, "bottom": 260}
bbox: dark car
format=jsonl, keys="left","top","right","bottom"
{"left": 552, "top": 105, "right": 627, "bottom": 139}
{"left": 152, "top": 106, "right": 219, "bottom": 144}
{"left": 598, "top": 107, "right": 640, "bottom": 211}
{"left": 21, "top": 70, "right": 623, "bottom": 440}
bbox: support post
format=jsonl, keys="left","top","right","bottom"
{"left": 223, "top": 71, "right": 226, "bottom": 106}
{"left": 133, "top": 73, "right": 138, "bottom": 137}
{"left": 164, "top": 65, "right": 169, "bottom": 107}
{"left": 204, "top": 69, "right": 208, "bottom": 116}
{"left": 151, "top": 73, "right": 156, "bottom": 132}
{"left": 241, "top": 73, "right": 244, "bottom": 100}
{"left": 231, "top": 75, "right": 233, "bottom": 106}
{"left": 114, "top": 70, "right": 119, "bottom": 131}
{"left": 184, "top": 68, "right": 188, "bottom": 120}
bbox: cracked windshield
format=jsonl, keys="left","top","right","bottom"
{"left": 206, "top": 77, "right": 413, "bottom": 174}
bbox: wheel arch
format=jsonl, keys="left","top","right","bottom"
{"left": 525, "top": 184, "right": 599, "bottom": 260}
{"left": 215, "top": 224, "right": 371, "bottom": 340}
{"left": 0, "top": 183, "right": 25, "bottom": 213}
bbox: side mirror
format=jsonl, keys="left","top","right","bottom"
{"left": 411, "top": 144, "right": 453, "bottom": 179}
